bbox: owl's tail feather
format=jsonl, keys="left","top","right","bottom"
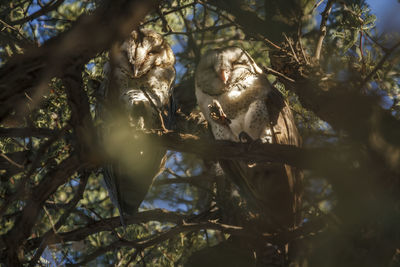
{"left": 103, "top": 147, "right": 166, "bottom": 228}
{"left": 219, "top": 160, "right": 265, "bottom": 212}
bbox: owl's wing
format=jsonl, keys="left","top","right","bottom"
{"left": 219, "top": 86, "right": 302, "bottom": 228}
{"left": 266, "top": 86, "right": 301, "bottom": 147}
{"left": 103, "top": 136, "right": 167, "bottom": 214}
{"left": 96, "top": 62, "right": 127, "bottom": 226}
{"left": 98, "top": 58, "right": 174, "bottom": 227}
{"left": 266, "top": 86, "right": 303, "bottom": 225}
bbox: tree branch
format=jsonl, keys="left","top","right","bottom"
{"left": 26, "top": 209, "right": 189, "bottom": 251}
{"left": 202, "top": 0, "right": 281, "bottom": 50}
{"left": 0, "top": 127, "right": 57, "bottom": 138}
{"left": 139, "top": 131, "right": 347, "bottom": 172}
{"left": 69, "top": 215, "right": 326, "bottom": 265}
{"left": 315, "top": 0, "right": 334, "bottom": 60}
{"left": 153, "top": 173, "right": 217, "bottom": 187}
{"left": 9, "top": 0, "right": 66, "bottom": 26}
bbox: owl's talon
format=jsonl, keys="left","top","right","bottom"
{"left": 239, "top": 132, "right": 263, "bottom": 152}
{"left": 208, "top": 100, "right": 231, "bottom": 126}
{"left": 238, "top": 131, "right": 253, "bottom": 143}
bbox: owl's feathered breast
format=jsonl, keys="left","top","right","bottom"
{"left": 121, "top": 65, "right": 175, "bottom": 107}
{"left": 216, "top": 73, "right": 269, "bottom": 118}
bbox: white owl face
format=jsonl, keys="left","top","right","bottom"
{"left": 195, "top": 47, "right": 262, "bottom": 96}
{"left": 121, "top": 29, "right": 175, "bottom": 78}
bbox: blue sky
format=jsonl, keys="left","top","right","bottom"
{"left": 368, "top": 0, "right": 400, "bottom": 33}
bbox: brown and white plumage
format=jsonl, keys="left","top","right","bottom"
{"left": 195, "top": 47, "right": 302, "bottom": 229}
{"left": 99, "top": 29, "right": 175, "bottom": 225}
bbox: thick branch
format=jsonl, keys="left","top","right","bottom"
{"left": 141, "top": 131, "right": 346, "bottom": 172}
{"left": 0, "top": 127, "right": 57, "bottom": 138}
{"left": 63, "top": 63, "right": 98, "bottom": 160}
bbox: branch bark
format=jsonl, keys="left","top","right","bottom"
{"left": 139, "top": 130, "right": 348, "bottom": 172}
{"left": 315, "top": 0, "right": 334, "bottom": 60}
{"left": 0, "top": 127, "right": 57, "bottom": 138}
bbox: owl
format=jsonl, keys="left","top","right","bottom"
{"left": 99, "top": 29, "right": 175, "bottom": 226}
{"left": 195, "top": 47, "right": 302, "bottom": 230}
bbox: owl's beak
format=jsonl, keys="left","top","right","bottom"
{"left": 220, "top": 69, "right": 229, "bottom": 84}
{"left": 132, "top": 64, "right": 139, "bottom": 77}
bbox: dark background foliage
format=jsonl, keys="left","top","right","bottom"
{"left": 0, "top": 0, "right": 399, "bottom": 266}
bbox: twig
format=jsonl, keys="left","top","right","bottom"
{"left": 0, "top": 19, "right": 32, "bottom": 43}
{"left": 198, "top": 0, "right": 282, "bottom": 51}
{"left": 9, "top": 0, "right": 65, "bottom": 26}
{"left": 297, "top": 20, "right": 310, "bottom": 65}
{"left": 0, "top": 127, "right": 57, "bottom": 138}
{"left": 43, "top": 206, "right": 57, "bottom": 234}
{"left": 154, "top": 174, "right": 216, "bottom": 191}
{"left": 311, "top": 0, "right": 326, "bottom": 14}
{"left": 25, "top": 209, "right": 189, "bottom": 251}
{"left": 142, "top": 2, "right": 197, "bottom": 26}
{"left": 139, "top": 86, "right": 168, "bottom": 132}
{"left": 178, "top": 7, "right": 201, "bottom": 62}
{"left": 262, "top": 66, "right": 296, "bottom": 83}
{"left": 315, "top": 0, "right": 334, "bottom": 60}
{"left": 364, "top": 31, "right": 389, "bottom": 53}
{"left": 360, "top": 40, "right": 400, "bottom": 89}
{"left": 0, "top": 153, "right": 24, "bottom": 169}
{"left": 359, "top": 28, "right": 365, "bottom": 65}
{"left": 283, "top": 33, "right": 300, "bottom": 63}
{"left": 156, "top": 6, "right": 172, "bottom": 32}
{"left": 163, "top": 23, "right": 234, "bottom": 36}
{"left": 199, "top": 1, "right": 208, "bottom": 48}
{"left": 124, "top": 249, "right": 141, "bottom": 267}
{"left": 340, "top": 2, "right": 364, "bottom": 24}
{"left": 66, "top": 241, "right": 121, "bottom": 266}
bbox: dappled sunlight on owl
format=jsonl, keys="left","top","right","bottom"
{"left": 195, "top": 46, "right": 302, "bottom": 230}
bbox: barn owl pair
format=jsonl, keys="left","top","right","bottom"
{"left": 100, "top": 29, "right": 301, "bottom": 230}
